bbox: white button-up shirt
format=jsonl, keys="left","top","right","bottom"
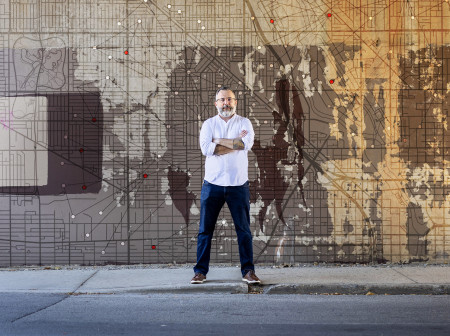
{"left": 199, "top": 114, "right": 254, "bottom": 186}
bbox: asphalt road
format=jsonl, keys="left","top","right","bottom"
{"left": 1, "top": 293, "right": 449, "bottom": 335}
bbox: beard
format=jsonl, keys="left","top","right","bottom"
{"left": 217, "top": 105, "right": 236, "bottom": 118}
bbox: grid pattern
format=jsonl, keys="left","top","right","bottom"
{"left": 0, "top": 0, "right": 449, "bottom": 266}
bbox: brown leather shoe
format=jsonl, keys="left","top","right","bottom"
{"left": 242, "top": 270, "right": 261, "bottom": 284}
{"left": 191, "top": 273, "right": 206, "bottom": 284}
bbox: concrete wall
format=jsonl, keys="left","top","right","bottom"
{"left": 0, "top": 0, "right": 449, "bottom": 266}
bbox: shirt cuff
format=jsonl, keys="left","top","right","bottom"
{"left": 206, "top": 142, "right": 217, "bottom": 156}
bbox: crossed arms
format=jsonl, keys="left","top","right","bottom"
{"left": 213, "top": 130, "right": 247, "bottom": 155}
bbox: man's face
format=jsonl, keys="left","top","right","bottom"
{"left": 215, "top": 89, "right": 237, "bottom": 118}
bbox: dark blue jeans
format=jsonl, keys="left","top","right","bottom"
{"left": 194, "top": 180, "right": 254, "bottom": 277}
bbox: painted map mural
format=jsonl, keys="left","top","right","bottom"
{"left": 0, "top": 0, "right": 449, "bottom": 266}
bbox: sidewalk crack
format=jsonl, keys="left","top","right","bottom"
{"left": 11, "top": 270, "right": 99, "bottom": 323}
{"left": 391, "top": 268, "right": 419, "bottom": 284}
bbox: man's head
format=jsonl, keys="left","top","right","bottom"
{"left": 215, "top": 86, "right": 237, "bottom": 118}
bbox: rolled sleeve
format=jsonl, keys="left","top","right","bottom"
{"left": 241, "top": 118, "right": 255, "bottom": 151}
{"left": 199, "top": 120, "right": 217, "bottom": 157}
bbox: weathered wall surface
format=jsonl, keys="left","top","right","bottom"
{"left": 0, "top": 0, "right": 449, "bottom": 266}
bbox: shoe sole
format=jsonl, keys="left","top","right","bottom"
{"left": 191, "top": 280, "right": 205, "bottom": 284}
{"left": 242, "top": 279, "right": 261, "bottom": 284}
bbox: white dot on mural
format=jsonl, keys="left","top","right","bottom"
{"left": 121, "top": 242, "right": 125, "bottom": 246}
{"left": 197, "top": 20, "right": 201, "bottom": 23}
{"left": 106, "top": 75, "right": 110, "bottom": 79}
{"left": 369, "top": 17, "right": 372, "bottom": 20}
{"left": 222, "top": 219, "right": 226, "bottom": 224}
{"left": 251, "top": 16, "right": 255, "bottom": 20}
{"left": 264, "top": 120, "right": 267, "bottom": 124}
{"left": 411, "top": 16, "right": 415, "bottom": 19}
{"left": 108, "top": 55, "right": 112, "bottom": 60}
{"left": 167, "top": 4, "right": 171, "bottom": 9}
{"left": 269, "top": 64, "right": 273, "bottom": 67}
{"left": 178, "top": 9, "right": 181, "bottom": 13}
{"left": 71, "top": 214, "right": 75, "bottom": 219}
{"left": 92, "top": 46, "right": 97, "bottom": 50}
{"left": 257, "top": 46, "right": 262, "bottom": 49}
{"left": 99, "top": 211, "right": 103, "bottom": 215}
{"left": 117, "top": 22, "right": 121, "bottom": 25}
{"left": 60, "top": 162, "right": 64, "bottom": 165}
{"left": 86, "top": 233, "right": 90, "bottom": 237}
{"left": 201, "top": 26, "right": 205, "bottom": 30}
{"left": 138, "top": 19, "right": 142, "bottom": 23}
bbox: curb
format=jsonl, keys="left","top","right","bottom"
{"left": 74, "top": 283, "right": 249, "bottom": 295}
{"left": 260, "top": 284, "right": 450, "bottom": 295}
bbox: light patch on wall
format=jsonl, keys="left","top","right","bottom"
{"left": 317, "top": 159, "right": 378, "bottom": 250}
{"left": 409, "top": 164, "right": 450, "bottom": 260}
{"left": 297, "top": 48, "right": 315, "bottom": 97}
{"left": 0, "top": 96, "right": 48, "bottom": 187}
{"left": 250, "top": 196, "right": 264, "bottom": 225}
{"left": 190, "top": 203, "right": 200, "bottom": 215}
{"left": 432, "top": 108, "right": 447, "bottom": 130}
{"left": 238, "top": 50, "right": 265, "bottom": 94}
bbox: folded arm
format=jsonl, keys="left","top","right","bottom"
{"left": 213, "top": 144, "right": 236, "bottom": 155}
{"left": 213, "top": 130, "right": 247, "bottom": 151}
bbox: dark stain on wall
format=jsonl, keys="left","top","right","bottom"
{"left": 167, "top": 166, "right": 196, "bottom": 225}
{"left": 398, "top": 46, "right": 450, "bottom": 168}
{"left": 406, "top": 202, "right": 428, "bottom": 259}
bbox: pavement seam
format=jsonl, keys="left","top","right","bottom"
{"left": 72, "top": 270, "right": 100, "bottom": 294}
{"left": 11, "top": 270, "right": 99, "bottom": 323}
{"left": 390, "top": 268, "right": 419, "bottom": 284}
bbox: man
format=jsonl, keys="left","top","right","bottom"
{"left": 191, "top": 86, "right": 261, "bottom": 284}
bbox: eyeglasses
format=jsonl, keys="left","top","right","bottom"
{"left": 216, "top": 97, "right": 236, "bottom": 103}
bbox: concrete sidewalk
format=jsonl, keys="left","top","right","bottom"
{"left": 0, "top": 264, "right": 449, "bottom": 295}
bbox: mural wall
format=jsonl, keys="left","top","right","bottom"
{"left": 0, "top": 0, "right": 449, "bottom": 266}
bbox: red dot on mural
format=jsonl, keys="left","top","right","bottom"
{"left": 327, "top": 13, "right": 332, "bottom": 17}
{"left": 403, "top": 139, "right": 407, "bottom": 142}
{"left": 124, "top": 50, "right": 129, "bottom": 55}
{"left": 92, "top": 117, "right": 97, "bottom": 122}
{"left": 82, "top": 185, "right": 87, "bottom": 190}
{"left": 143, "top": 173, "right": 148, "bottom": 178}
{"left": 329, "top": 79, "right": 334, "bottom": 84}
{"left": 270, "top": 19, "right": 274, "bottom": 23}
{"left": 152, "top": 245, "right": 156, "bottom": 249}
{"left": 79, "top": 148, "right": 84, "bottom": 153}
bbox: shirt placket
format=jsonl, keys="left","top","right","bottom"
{"left": 223, "top": 120, "right": 231, "bottom": 173}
